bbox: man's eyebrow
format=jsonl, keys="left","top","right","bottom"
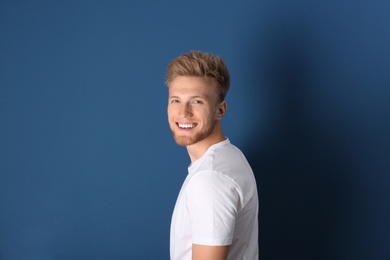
{"left": 169, "top": 95, "right": 207, "bottom": 99}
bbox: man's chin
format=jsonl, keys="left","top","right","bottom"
{"left": 172, "top": 129, "right": 213, "bottom": 147}
{"left": 173, "top": 136, "right": 196, "bottom": 147}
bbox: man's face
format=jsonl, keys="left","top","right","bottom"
{"left": 167, "top": 76, "right": 222, "bottom": 147}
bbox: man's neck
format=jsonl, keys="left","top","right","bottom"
{"left": 186, "top": 128, "right": 226, "bottom": 163}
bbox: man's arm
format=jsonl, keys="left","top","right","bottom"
{"left": 192, "top": 244, "right": 229, "bottom": 260}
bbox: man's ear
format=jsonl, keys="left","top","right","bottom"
{"left": 216, "top": 101, "right": 227, "bottom": 120}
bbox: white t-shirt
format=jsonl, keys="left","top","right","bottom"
{"left": 170, "top": 138, "right": 259, "bottom": 260}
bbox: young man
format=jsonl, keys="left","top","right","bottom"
{"left": 166, "top": 51, "right": 259, "bottom": 260}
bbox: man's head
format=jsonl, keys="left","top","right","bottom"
{"left": 166, "top": 51, "right": 230, "bottom": 148}
{"left": 166, "top": 50, "right": 230, "bottom": 103}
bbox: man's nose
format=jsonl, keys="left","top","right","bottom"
{"left": 178, "top": 103, "right": 192, "bottom": 117}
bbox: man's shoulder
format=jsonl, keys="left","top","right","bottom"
{"left": 213, "top": 142, "right": 248, "bottom": 165}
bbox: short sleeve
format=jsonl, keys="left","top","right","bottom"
{"left": 186, "top": 170, "right": 240, "bottom": 246}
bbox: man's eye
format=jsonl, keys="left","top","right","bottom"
{"left": 193, "top": 100, "right": 203, "bottom": 104}
{"left": 171, "top": 99, "right": 179, "bottom": 103}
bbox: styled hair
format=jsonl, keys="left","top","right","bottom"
{"left": 165, "top": 50, "right": 230, "bottom": 102}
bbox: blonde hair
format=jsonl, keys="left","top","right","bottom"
{"left": 165, "top": 50, "right": 230, "bottom": 102}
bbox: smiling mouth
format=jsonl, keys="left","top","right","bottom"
{"left": 177, "top": 123, "right": 197, "bottom": 129}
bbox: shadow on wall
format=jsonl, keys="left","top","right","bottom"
{"left": 243, "top": 21, "right": 358, "bottom": 259}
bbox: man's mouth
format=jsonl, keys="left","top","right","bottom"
{"left": 177, "top": 123, "right": 197, "bottom": 129}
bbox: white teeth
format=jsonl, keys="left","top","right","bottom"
{"left": 178, "top": 123, "right": 195, "bottom": 129}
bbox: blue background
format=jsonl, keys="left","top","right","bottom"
{"left": 1, "top": 0, "right": 389, "bottom": 259}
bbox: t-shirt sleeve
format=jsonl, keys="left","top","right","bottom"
{"left": 186, "top": 170, "right": 240, "bottom": 246}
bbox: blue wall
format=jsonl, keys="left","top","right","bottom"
{"left": 1, "top": 1, "right": 389, "bottom": 259}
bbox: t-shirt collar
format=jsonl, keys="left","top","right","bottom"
{"left": 188, "top": 138, "right": 230, "bottom": 171}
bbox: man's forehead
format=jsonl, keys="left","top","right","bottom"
{"left": 168, "top": 87, "right": 215, "bottom": 100}
{"left": 169, "top": 76, "right": 217, "bottom": 96}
